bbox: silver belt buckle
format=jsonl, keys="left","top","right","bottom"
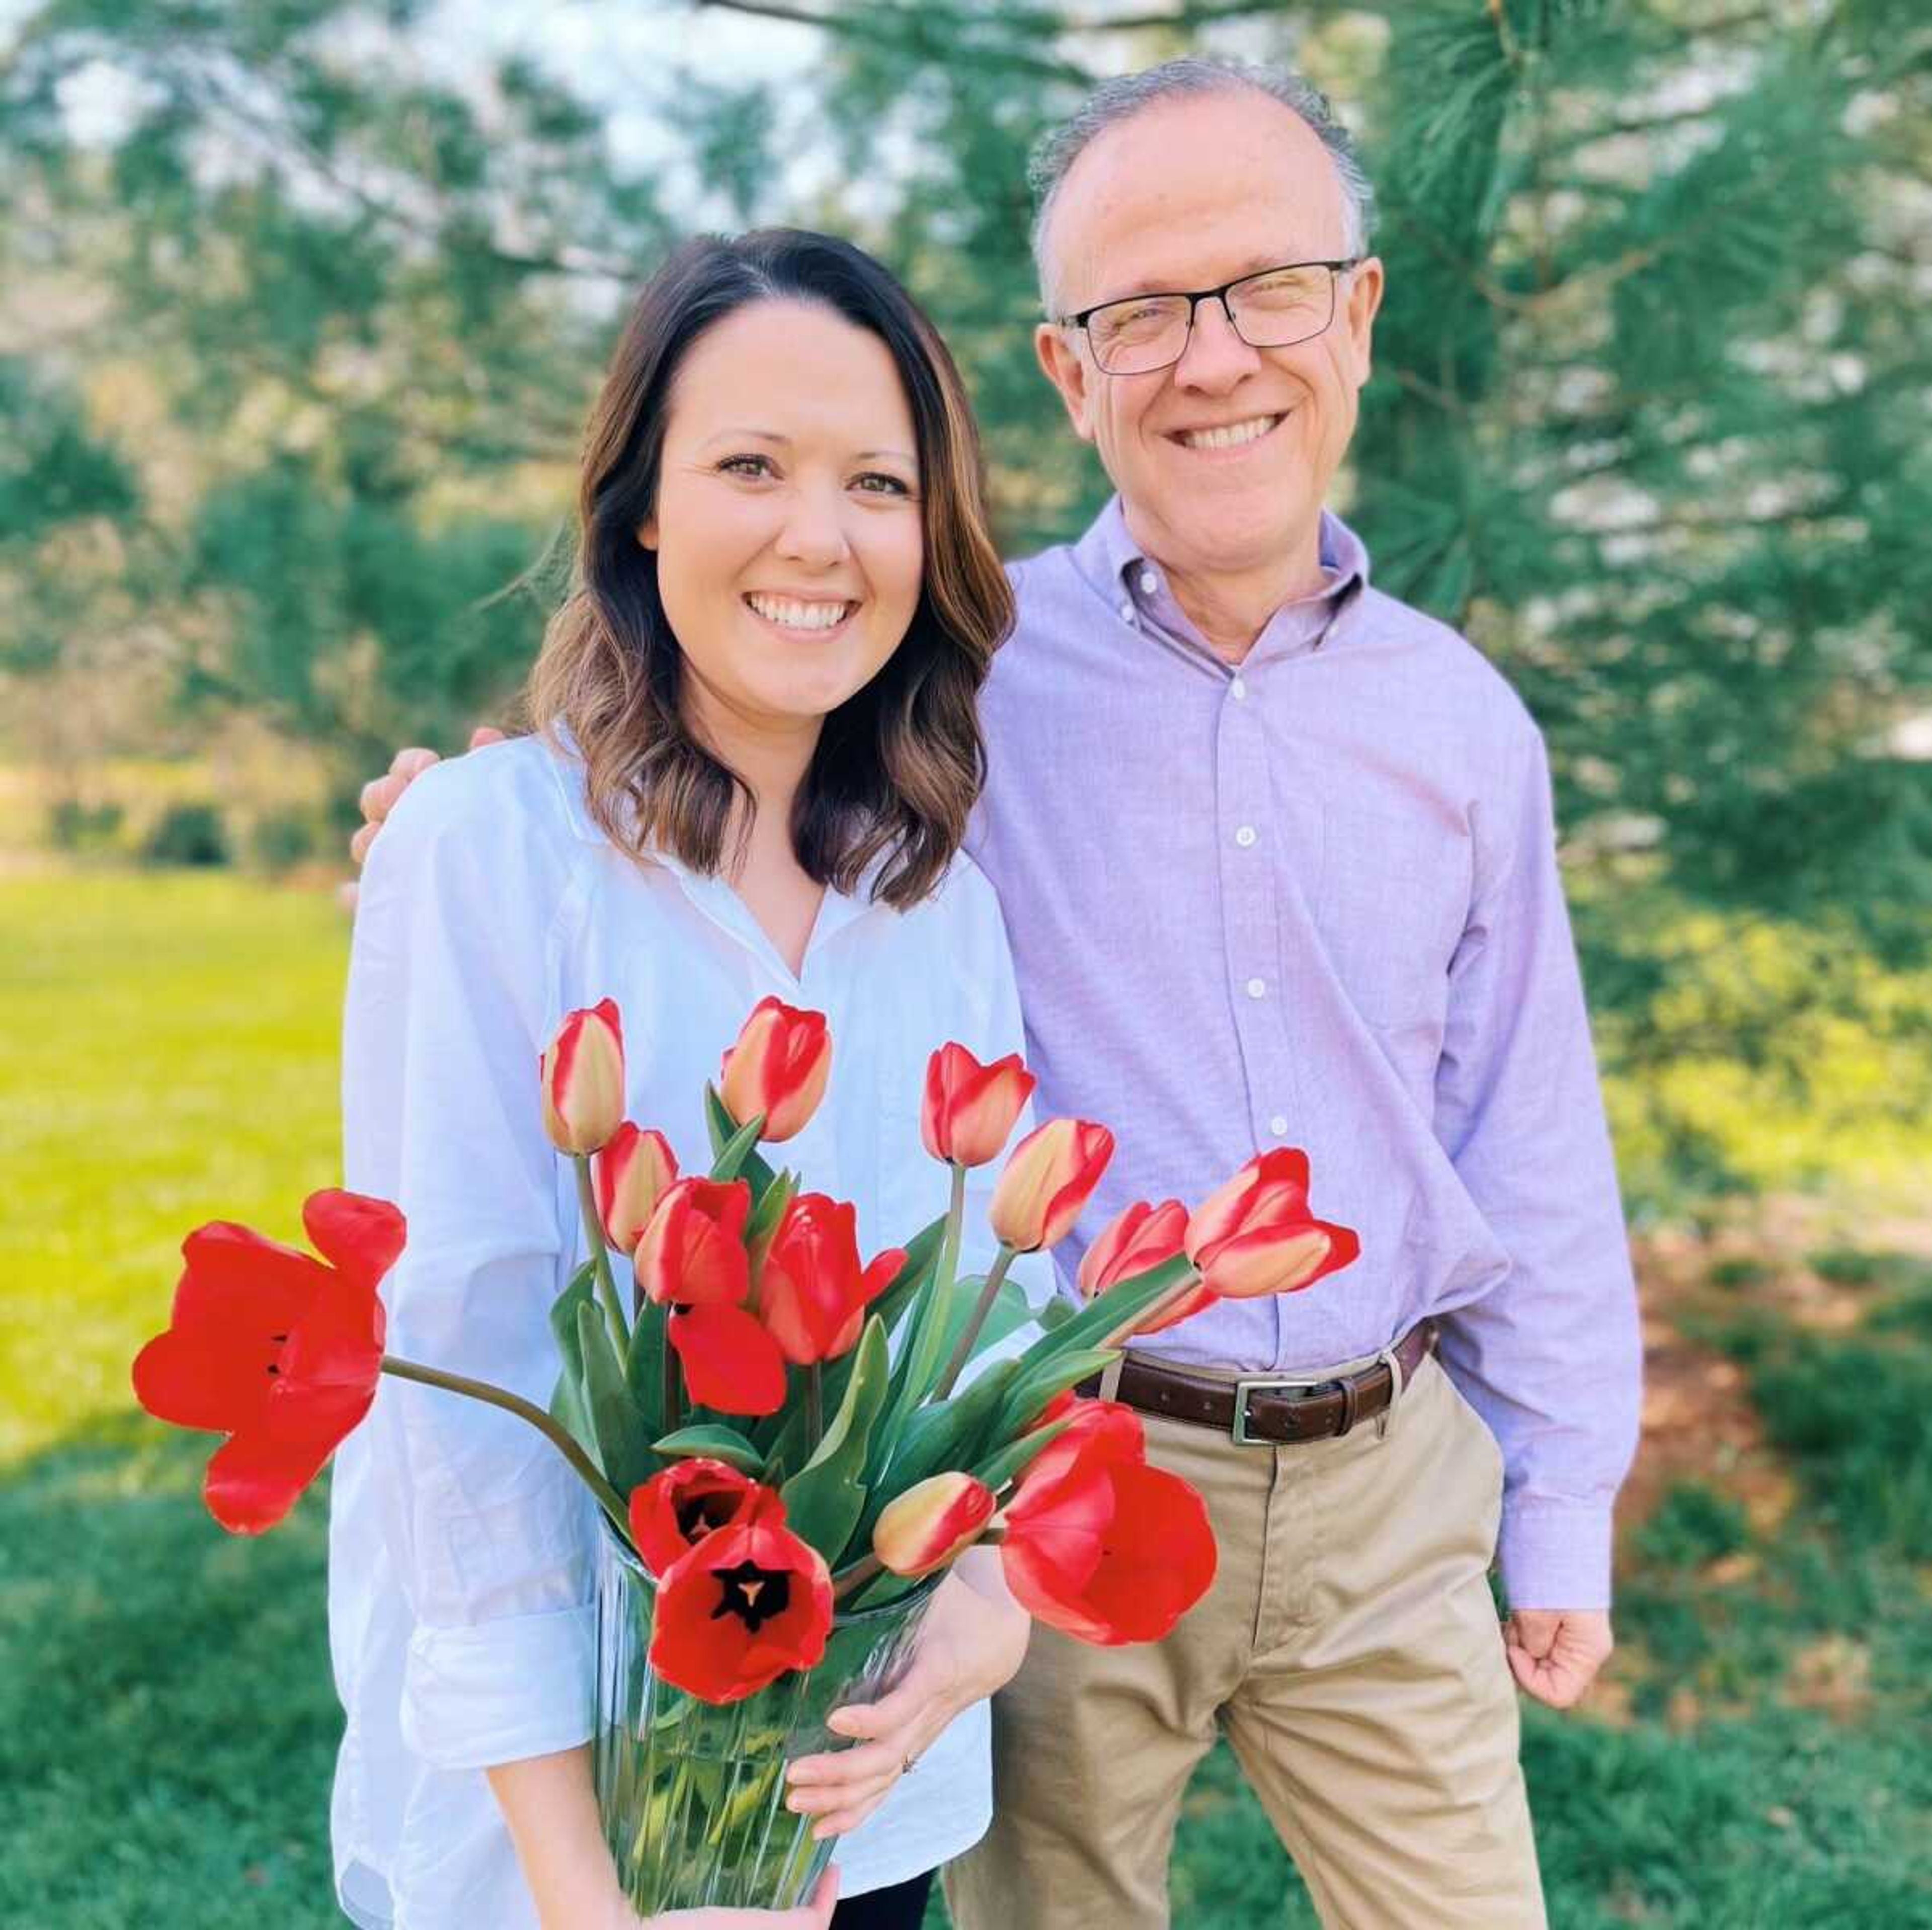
{"left": 1231, "top": 1374, "right": 1328, "bottom": 1445}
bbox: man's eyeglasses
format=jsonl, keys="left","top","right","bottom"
{"left": 1056, "top": 258, "right": 1363, "bottom": 376}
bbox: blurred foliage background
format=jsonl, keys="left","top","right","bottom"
{"left": 4, "top": 0, "right": 1930, "bottom": 1209}
{"left": 4, "top": 2, "right": 1932, "bottom": 1924}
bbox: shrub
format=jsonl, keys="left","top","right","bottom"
{"left": 140, "top": 802, "right": 229, "bottom": 868}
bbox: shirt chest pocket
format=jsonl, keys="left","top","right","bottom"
{"left": 1312, "top": 799, "right": 1471, "bottom": 1033}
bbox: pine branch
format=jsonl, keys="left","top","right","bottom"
{"left": 693, "top": 0, "right": 1096, "bottom": 83}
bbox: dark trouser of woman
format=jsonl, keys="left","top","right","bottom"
{"left": 830, "top": 1867, "right": 935, "bottom": 1928}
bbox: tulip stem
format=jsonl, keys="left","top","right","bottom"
{"left": 1101, "top": 1265, "right": 1206, "bottom": 1349}
{"left": 832, "top": 1552, "right": 884, "bottom": 1602}
{"left": 933, "top": 1242, "right": 1017, "bottom": 1401}
{"left": 663, "top": 1343, "right": 683, "bottom": 1437}
{"left": 806, "top": 1362, "right": 824, "bottom": 1454}
{"left": 379, "top": 1354, "right": 630, "bottom": 1539}
{"left": 573, "top": 1155, "right": 630, "bottom": 1356}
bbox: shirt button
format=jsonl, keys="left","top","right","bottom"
{"left": 1269, "top": 1114, "right": 1289, "bottom": 1137}
{"left": 1245, "top": 977, "right": 1266, "bottom": 999}
{"left": 1234, "top": 825, "right": 1257, "bottom": 848}
{"left": 1139, "top": 567, "right": 1158, "bottom": 594}
{"left": 1230, "top": 677, "right": 1247, "bottom": 701}
{"left": 1117, "top": 598, "right": 1135, "bottom": 623}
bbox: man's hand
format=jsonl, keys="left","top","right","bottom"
{"left": 339, "top": 725, "right": 505, "bottom": 911}
{"left": 1504, "top": 1608, "right": 1612, "bottom": 1710}
{"left": 639, "top": 1865, "right": 838, "bottom": 1927}
{"left": 783, "top": 1560, "right": 1030, "bottom": 1841}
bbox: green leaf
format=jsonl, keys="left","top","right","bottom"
{"left": 780, "top": 1316, "right": 889, "bottom": 1566}
{"left": 578, "top": 1300, "right": 654, "bottom": 1498}
{"left": 744, "top": 1168, "right": 797, "bottom": 1254}
{"left": 625, "top": 1295, "right": 668, "bottom": 1442}
{"left": 651, "top": 1424, "right": 764, "bottom": 1474}
{"left": 862, "top": 1359, "right": 1019, "bottom": 1539}
{"left": 547, "top": 1260, "right": 600, "bottom": 1451}
{"left": 873, "top": 1213, "right": 946, "bottom": 1341}
{"left": 991, "top": 1347, "right": 1118, "bottom": 1445}
{"left": 934, "top": 1270, "right": 1034, "bottom": 1374}
{"left": 971, "top": 1413, "right": 1074, "bottom": 1496}
{"left": 549, "top": 1260, "right": 599, "bottom": 1380}
{"left": 1009, "top": 1255, "right": 1195, "bottom": 1378}
{"left": 1039, "top": 1296, "right": 1078, "bottom": 1332}
{"left": 705, "top": 1083, "right": 777, "bottom": 1198}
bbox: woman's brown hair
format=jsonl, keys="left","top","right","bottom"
{"left": 524, "top": 229, "right": 1013, "bottom": 910}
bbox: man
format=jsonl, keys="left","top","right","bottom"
{"left": 354, "top": 58, "right": 1639, "bottom": 1930}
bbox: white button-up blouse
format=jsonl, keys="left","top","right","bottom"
{"left": 330, "top": 733, "right": 1046, "bottom": 1928}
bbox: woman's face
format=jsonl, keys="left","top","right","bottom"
{"left": 639, "top": 298, "right": 925, "bottom": 744}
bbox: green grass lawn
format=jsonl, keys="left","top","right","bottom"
{"left": 5, "top": 865, "right": 1930, "bottom": 1927}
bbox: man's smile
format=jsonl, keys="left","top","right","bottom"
{"left": 1168, "top": 410, "right": 1289, "bottom": 453}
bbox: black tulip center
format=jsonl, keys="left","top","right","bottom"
{"left": 709, "top": 1560, "right": 791, "bottom": 1634}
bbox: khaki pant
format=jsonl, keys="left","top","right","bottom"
{"left": 945, "top": 1355, "right": 1545, "bottom": 1930}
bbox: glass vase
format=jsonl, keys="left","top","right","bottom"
{"left": 592, "top": 1527, "right": 936, "bottom": 1913}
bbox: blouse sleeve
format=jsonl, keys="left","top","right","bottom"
{"left": 341, "top": 751, "right": 599, "bottom": 1773}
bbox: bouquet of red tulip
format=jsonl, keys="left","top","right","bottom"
{"left": 132, "top": 995, "right": 1359, "bottom": 1911}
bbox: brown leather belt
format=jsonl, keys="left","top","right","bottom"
{"left": 1076, "top": 1321, "right": 1436, "bottom": 1445}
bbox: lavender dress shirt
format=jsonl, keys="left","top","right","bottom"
{"left": 967, "top": 496, "right": 1641, "bottom": 1611}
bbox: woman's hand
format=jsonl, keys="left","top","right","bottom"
{"left": 782, "top": 1550, "right": 1030, "bottom": 1841}
{"left": 636, "top": 1865, "right": 838, "bottom": 1927}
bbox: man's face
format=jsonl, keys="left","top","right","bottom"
{"left": 1035, "top": 89, "right": 1383, "bottom": 583}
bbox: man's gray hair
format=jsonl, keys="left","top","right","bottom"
{"left": 1028, "top": 57, "right": 1377, "bottom": 313}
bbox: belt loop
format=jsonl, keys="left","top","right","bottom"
{"left": 1373, "top": 1333, "right": 1410, "bottom": 1441}
{"left": 1097, "top": 1355, "right": 1125, "bottom": 1403}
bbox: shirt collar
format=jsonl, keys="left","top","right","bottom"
{"left": 538, "top": 725, "right": 893, "bottom": 957}
{"left": 1071, "top": 494, "right": 1370, "bottom": 662}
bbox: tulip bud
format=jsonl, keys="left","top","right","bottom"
{"left": 873, "top": 1472, "right": 998, "bottom": 1578}
{"left": 1185, "top": 1149, "right": 1361, "bottom": 1300}
{"left": 595, "top": 1124, "right": 680, "bottom": 1255}
{"left": 921, "top": 1043, "right": 1036, "bottom": 1168}
{"left": 1077, "top": 1198, "right": 1214, "bottom": 1337}
{"left": 635, "top": 1177, "right": 752, "bottom": 1308}
{"left": 718, "top": 997, "right": 832, "bottom": 1144}
{"left": 988, "top": 1118, "right": 1114, "bottom": 1253}
{"left": 539, "top": 999, "right": 625, "bottom": 1154}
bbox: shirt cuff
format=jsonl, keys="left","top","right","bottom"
{"left": 401, "top": 1603, "right": 596, "bottom": 1771}
{"left": 1497, "top": 1496, "right": 1615, "bottom": 1612}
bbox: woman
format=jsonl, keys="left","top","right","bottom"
{"left": 334, "top": 230, "right": 1040, "bottom": 1930}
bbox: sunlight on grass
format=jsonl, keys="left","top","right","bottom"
{"left": 1, "top": 867, "right": 347, "bottom": 1460}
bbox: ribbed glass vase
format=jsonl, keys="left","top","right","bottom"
{"left": 592, "top": 1528, "right": 937, "bottom": 1913}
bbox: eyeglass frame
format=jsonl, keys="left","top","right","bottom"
{"left": 1054, "top": 257, "right": 1365, "bottom": 375}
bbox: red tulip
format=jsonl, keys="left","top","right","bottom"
{"left": 595, "top": 1124, "right": 679, "bottom": 1255}
{"left": 628, "top": 1458, "right": 756, "bottom": 1579}
{"left": 998, "top": 1422, "right": 1216, "bottom": 1646}
{"left": 540, "top": 999, "right": 626, "bottom": 1154}
{"left": 650, "top": 1486, "right": 834, "bottom": 1703}
{"left": 753, "top": 1193, "right": 904, "bottom": 1366}
{"left": 1020, "top": 1395, "right": 1145, "bottom": 1491}
{"left": 988, "top": 1119, "right": 1115, "bottom": 1253}
{"left": 131, "top": 1190, "right": 404, "bottom": 1534}
{"left": 921, "top": 1043, "right": 1036, "bottom": 1168}
{"left": 1185, "top": 1149, "right": 1360, "bottom": 1300}
{"left": 635, "top": 1179, "right": 752, "bottom": 1308}
{"left": 1076, "top": 1198, "right": 1214, "bottom": 1337}
{"left": 718, "top": 997, "right": 832, "bottom": 1144}
{"left": 873, "top": 1471, "right": 998, "bottom": 1578}
{"left": 667, "top": 1303, "right": 789, "bottom": 1417}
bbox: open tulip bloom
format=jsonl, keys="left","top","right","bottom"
{"left": 134, "top": 997, "right": 1363, "bottom": 1707}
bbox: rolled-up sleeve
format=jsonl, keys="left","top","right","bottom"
{"left": 342, "top": 760, "right": 597, "bottom": 1772}
{"left": 1431, "top": 724, "right": 1643, "bottom": 1613}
